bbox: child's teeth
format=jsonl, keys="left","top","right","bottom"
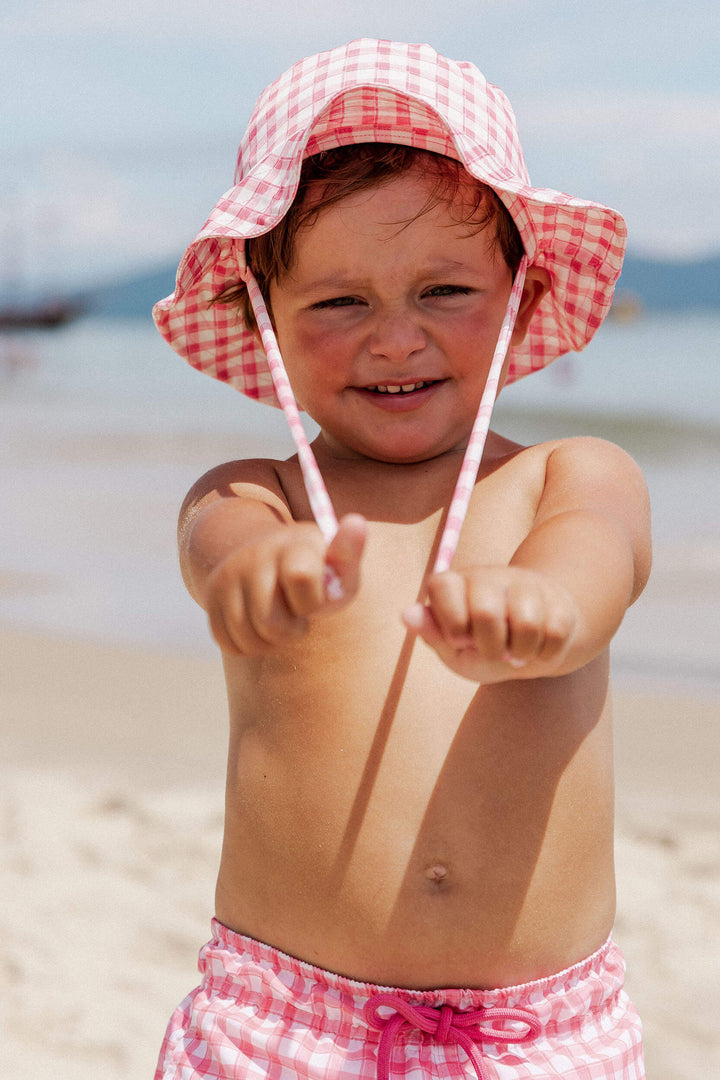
{"left": 374, "top": 382, "right": 426, "bottom": 394}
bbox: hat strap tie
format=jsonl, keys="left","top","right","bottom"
{"left": 241, "top": 256, "right": 527, "bottom": 576}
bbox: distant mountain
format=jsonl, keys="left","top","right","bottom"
{"left": 75, "top": 251, "right": 720, "bottom": 319}
{"left": 78, "top": 264, "right": 178, "bottom": 319}
{"left": 615, "top": 253, "right": 720, "bottom": 310}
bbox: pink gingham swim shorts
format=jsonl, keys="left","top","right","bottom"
{"left": 154, "top": 921, "right": 644, "bottom": 1079}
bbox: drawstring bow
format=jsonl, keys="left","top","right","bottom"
{"left": 363, "top": 993, "right": 541, "bottom": 1080}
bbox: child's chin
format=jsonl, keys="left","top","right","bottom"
{"left": 318, "top": 426, "right": 467, "bottom": 464}
{"left": 359, "top": 440, "right": 463, "bottom": 465}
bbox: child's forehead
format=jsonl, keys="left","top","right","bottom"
{"left": 310, "top": 168, "right": 485, "bottom": 223}
{"left": 296, "top": 165, "right": 494, "bottom": 245}
{"left": 280, "top": 178, "right": 501, "bottom": 286}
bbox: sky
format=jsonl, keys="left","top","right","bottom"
{"left": 2, "top": 0, "right": 719, "bottom": 293}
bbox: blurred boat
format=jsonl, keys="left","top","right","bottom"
{"left": 0, "top": 297, "right": 83, "bottom": 330}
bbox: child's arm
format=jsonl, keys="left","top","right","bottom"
{"left": 178, "top": 461, "right": 366, "bottom": 656}
{"left": 404, "top": 437, "right": 652, "bottom": 682}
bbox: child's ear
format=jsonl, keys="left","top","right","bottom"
{"left": 510, "top": 267, "right": 551, "bottom": 345}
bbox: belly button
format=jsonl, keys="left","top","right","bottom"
{"left": 425, "top": 864, "right": 450, "bottom": 887}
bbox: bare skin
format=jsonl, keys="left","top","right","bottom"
{"left": 178, "top": 171, "right": 652, "bottom": 989}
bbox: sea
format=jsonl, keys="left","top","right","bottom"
{"left": 1, "top": 312, "right": 719, "bottom": 692}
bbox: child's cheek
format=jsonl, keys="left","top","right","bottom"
{"left": 278, "top": 326, "right": 350, "bottom": 411}
{"left": 291, "top": 320, "right": 355, "bottom": 376}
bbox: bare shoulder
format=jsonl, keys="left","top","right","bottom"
{"left": 537, "top": 436, "right": 650, "bottom": 507}
{"left": 500, "top": 431, "right": 641, "bottom": 471}
{"left": 488, "top": 432, "right": 646, "bottom": 491}
{"left": 180, "top": 458, "right": 292, "bottom": 527}
{"left": 533, "top": 435, "right": 652, "bottom": 600}
{"left": 177, "top": 458, "right": 297, "bottom": 603}
{"left": 178, "top": 458, "right": 290, "bottom": 570}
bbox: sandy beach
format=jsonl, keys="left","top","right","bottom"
{"left": 1, "top": 626, "right": 718, "bottom": 1079}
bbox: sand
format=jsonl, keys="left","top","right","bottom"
{"left": 0, "top": 628, "right": 717, "bottom": 1078}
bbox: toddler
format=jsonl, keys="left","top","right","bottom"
{"left": 153, "top": 39, "right": 650, "bottom": 1080}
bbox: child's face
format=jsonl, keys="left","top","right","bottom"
{"left": 268, "top": 168, "right": 523, "bottom": 464}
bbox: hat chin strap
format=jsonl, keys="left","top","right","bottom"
{"left": 240, "top": 255, "right": 528, "bottom": 575}
{"left": 433, "top": 255, "right": 527, "bottom": 572}
{"left": 240, "top": 266, "right": 340, "bottom": 544}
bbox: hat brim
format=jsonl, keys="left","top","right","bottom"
{"left": 154, "top": 88, "right": 626, "bottom": 407}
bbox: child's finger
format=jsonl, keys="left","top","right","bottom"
{"left": 204, "top": 564, "right": 259, "bottom": 656}
{"left": 324, "top": 514, "right": 367, "bottom": 598}
{"left": 242, "top": 564, "right": 310, "bottom": 646}
{"left": 536, "top": 595, "right": 577, "bottom": 664}
{"left": 504, "top": 579, "right": 545, "bottom": 662}
{"left": 425, "top": 571, "right": 473, "bottom": 646}
{"left": 208, "top": 577, "right": 289, "bottom": 656}
{"left": 278, "top": 541, "right": 328, "bottom": 616}
{"left": 465, "top": 577, "right": 509, "bottom": 661}
{"left": 207, "top": 592, "right": 248, "bottom": 656}
{"left": 404, "top": 603, "right": 485, "bottom": 681}
{"left": 402, "top": 602, "right": 447, "bottom": 650}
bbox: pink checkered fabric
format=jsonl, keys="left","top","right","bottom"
{"left": 155, "top": 921, "right": 645, "bottom": 1079}
{"left": 153, "top": 38, "right": 626, "bottom": 405}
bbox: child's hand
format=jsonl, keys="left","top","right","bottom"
{"left": 204, "top": 513, "right": 367, "bottom": 656}
{"left": 403, "top": 566, "right": 579, "bottom": 682}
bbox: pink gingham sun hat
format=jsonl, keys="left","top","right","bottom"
{"left": 153, "top": 38, "right": 626, "bottom": 407}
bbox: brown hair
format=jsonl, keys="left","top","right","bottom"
{"left": 212, "top": 143, "right": 524, "bottom": 330}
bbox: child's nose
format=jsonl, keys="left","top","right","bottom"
{"left": 367, "top": 309, "right": 427, "bottom": 363}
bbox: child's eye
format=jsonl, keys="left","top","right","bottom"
{"left": 424, "top": 285, "right": 472, "bottom": 298}
{"left": 311, "top": 295, "right": 363, "bottom": 310}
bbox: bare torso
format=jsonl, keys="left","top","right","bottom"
{"left": 210, "top": 436, "right": 616, "bottom": 988}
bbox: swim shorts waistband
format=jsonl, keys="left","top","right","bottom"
{"left": 155, "top": 922, "right": 644, "bottom": 1079}
{"left": 206, "top": 919, "right": 624, "bottom": 1016}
